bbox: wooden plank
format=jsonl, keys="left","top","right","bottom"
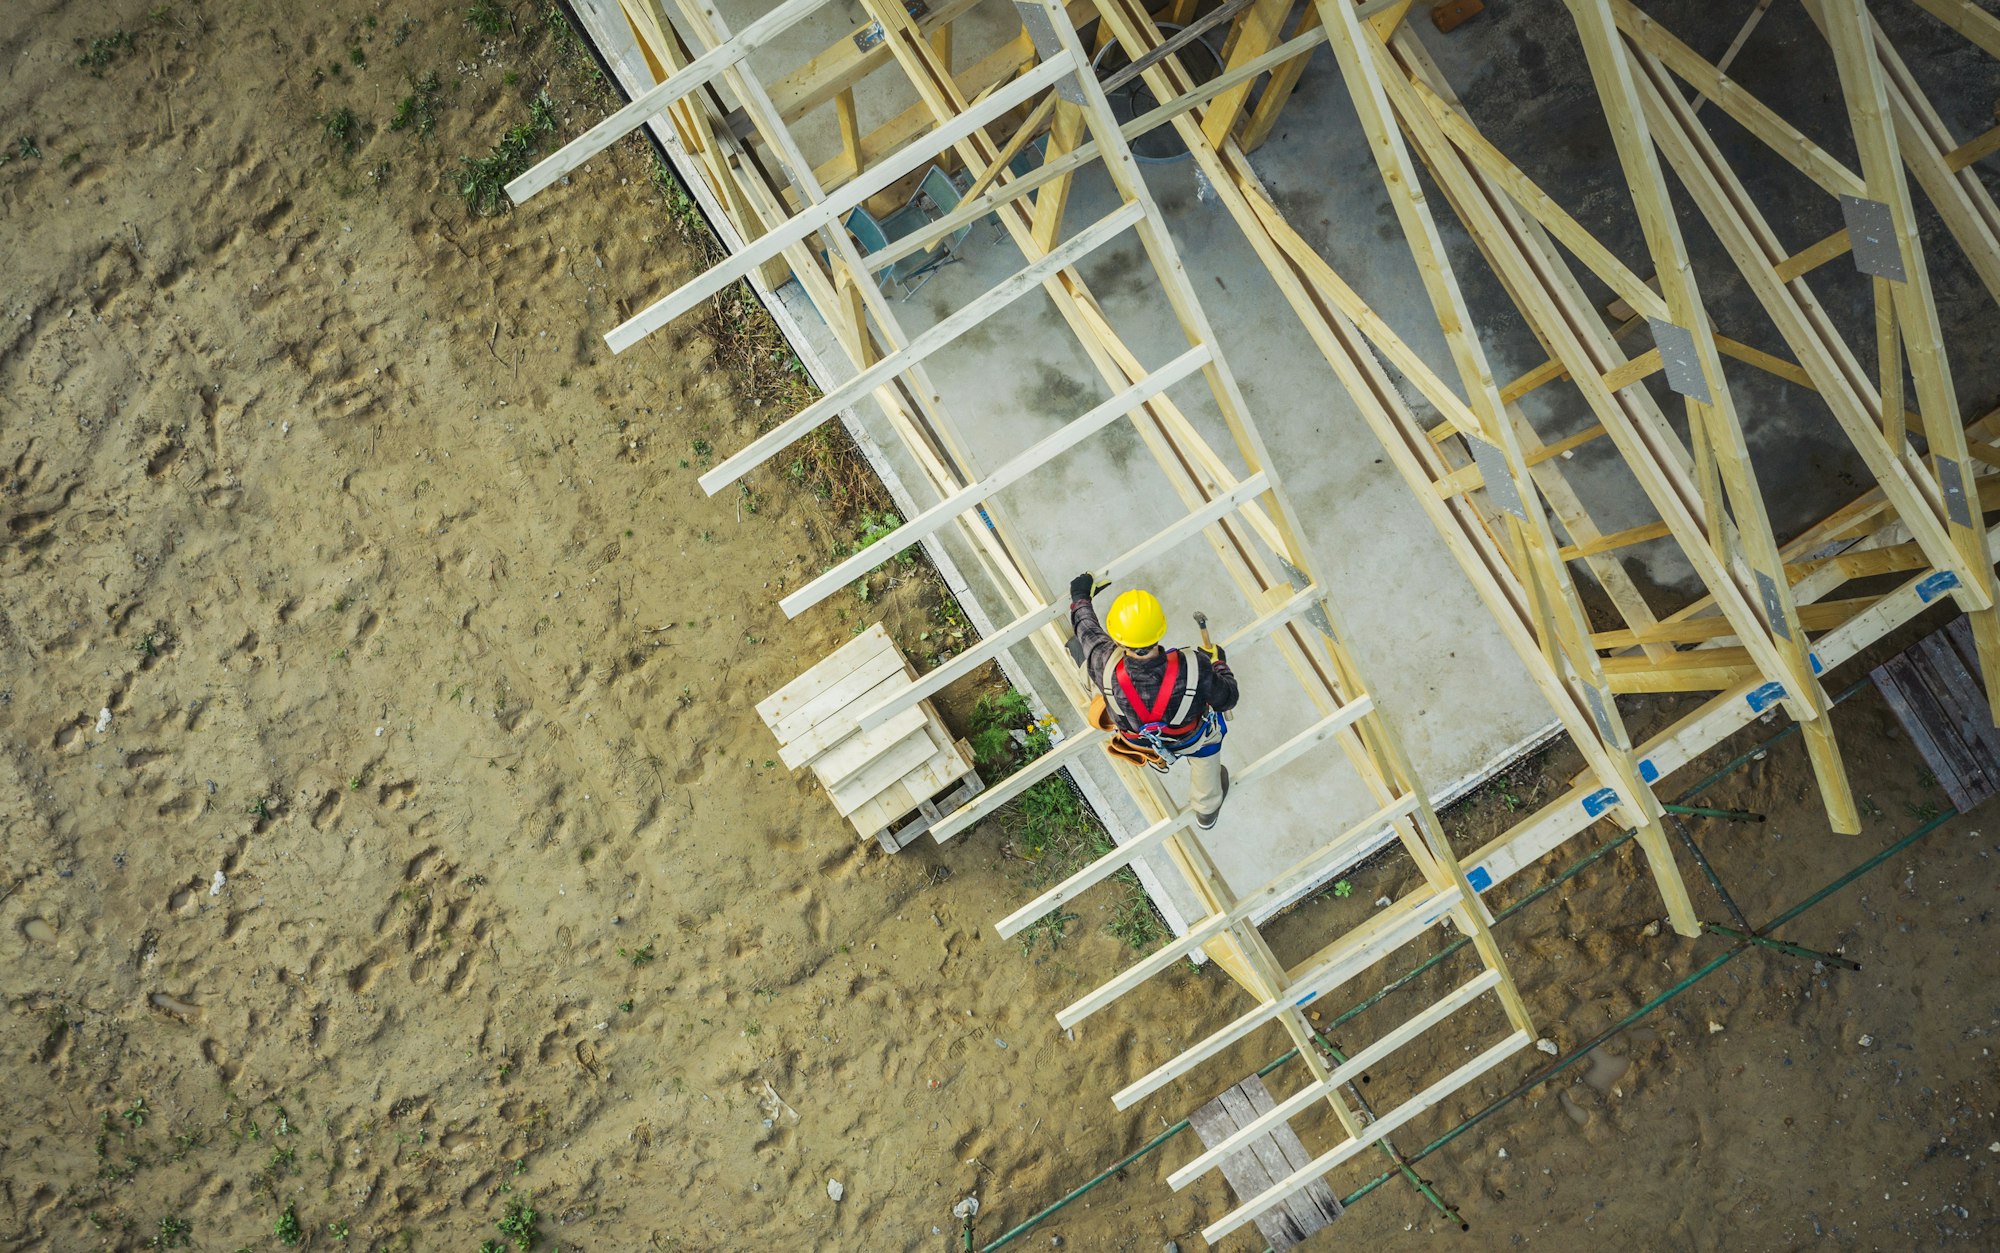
{"left": 506, "top": 0, "right": 832, "bottom": 203}
{"left": 756, "top": 624, "right": 893, "bottom": 727}
{"left": 992, "top": 811, "right": 1199, "bottom": 939}
{"left": 829, "top": 725, "right": 942, "bottom": 816}
{"left": 1203, "top": 1032, "right": 1531, "bottom": 1243}
{"left": 699, "top": 201, "right": 1145, "bottom": 495}
{"left": 776, "top": 670, "right": 916, "bottom": 768}
{"left": 1057, "top": 795, "right": 1424, "bottom": 1030}
{"left": 605, "top": 52, "right": 1077, "bottom": 352}
{"left": 770, "top": 646, "right": 907, "bottom": 747}
{"left": 1215, "top": 1083, "right": 1325, "bottom": 1249}
{"left": 927, "top": 729, "right": 1108, "bottom": 844}
{"left": 1192, "top": 1076, "right": 1339, "bottom": 1249}
{"left": 801, "top": 702, "right": 929, "bottom": 783}
{"left": 1110, "top": 888, "right": 1454, "bottom": 1110}
{"left": 1943, "top": 615, "right": 2000, "bottom": 761}
{"left": 1873, "top": 654, "right": 1985, "bottom": 812}
{"left": 780, "top": 344, "right": 1212, "bottom": 616}
{"left": 1170, "top": 970, "right": 1501, "bottom": 1190}
{"left": 1187, "top": 1091, "right": 1291, "bottom": 1251}
{"left": 1236, "top": 1073, "right": 1349, "bottom": 1228}
{"left": 1233, "top": 697, "right": 1379, "bottom": 787}
{"left": 1908, "top": 632, "right": 1999, "bottom": 804}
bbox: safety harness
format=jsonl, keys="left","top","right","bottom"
{"left": 1101, "top": 649, "right": 1225, "bottom": 766}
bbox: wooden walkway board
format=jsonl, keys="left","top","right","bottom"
{"left": 1187, "top": 1074, "right": 1343, "bottom": 1250}
{"left": 1872, "top": 616, "right": 2000, "bottom": 813}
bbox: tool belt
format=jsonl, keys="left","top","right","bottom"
{"left": 1088, "top": 694, "right": 1225, "bottom": 773}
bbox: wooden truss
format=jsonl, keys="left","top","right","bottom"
{"left": 535, "top": 0, "right": 2000, "bottom": 1241}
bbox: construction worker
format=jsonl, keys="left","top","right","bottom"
{"left": 1069, "top": 573, "right": 1236, "bottom": 828}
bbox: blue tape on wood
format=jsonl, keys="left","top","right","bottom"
{"left": 1582, "top": 787, "right": 1619, "bottom": 817}
{"left": 1466, "top": 865, "right": 1493, "bottom": 892}
{"left": 1917, "top": 570, "right": 1960, "bottom": 603}
{"left": 1638, "top": 758, "right": 1659, "bottom": 782}
{"left": 1810, "top": 652, "right": 1823, "bottom": 675}
{"left": 1295, "top": 989, "right": 1318, "bottom": 1008}
{"left": 1746, "top": 681, "right": 1786, "bottom": 712}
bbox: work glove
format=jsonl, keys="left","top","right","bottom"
{"left": 1069, "top": 572, "right": 1096, "bottom": 601}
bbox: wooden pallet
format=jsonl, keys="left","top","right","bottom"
{"left": 1188, "top": 1074, "right": 1344, "bottom": 1250}
{"left": 757, "top": 624, "right": 984, "bottom": 852}
{"left": 1872, "top": 615, "right": 2000, "bottom": 814}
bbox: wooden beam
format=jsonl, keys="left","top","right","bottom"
{"left": 1818, "top": 0, "right": 2000, "bottom": 718}
{"left": 1203, "top": 1032, "right": 1532, "bottom": 1243}
{"left": 779, "top": 343, "right": 1210, "bottom": 615}
{"left": 850, "top": 474, "right": 1270, "bottom": 735}
{"left": 508, "top": 0, "right": 831, "bottom": 203}
{"left": 605, "top": 53, "right": 1077, "bottom": 350}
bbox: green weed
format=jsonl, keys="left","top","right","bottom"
{"left": 496, "top": 1197, "right": 542, "bottom": 1249}
{"left": 319, "top": 106, "right": 362, "bottom": 156}
{"left": 466, "top": 2, "right": 511, "bottom": 36}
{"left": 275, "top": 1205, "right": 302, "bottom": 1245}
{"left": 150, "top": 1216, "right": 193, "bottom": 1249}
{"left": 389, "top": 72, "right": 444, "bottom": 137}
{"left": 78, "top": 30, "right": 134, "bottom": 75}
{"left": 458, "top": 93, "right": 557, "bottom": 216}
{"left": 619, "top": 942, "right": 655, "bottom": 967}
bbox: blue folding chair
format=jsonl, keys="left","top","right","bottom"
{"left": 873, "top": 165, "right": 974, "bottom": 297}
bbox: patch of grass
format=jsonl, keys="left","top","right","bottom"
{"left": 389, "top": 72, "right": 444, "bottom": 137}
{"left": 466, "top": 2, "right": 511, "bottom": 37}
{"left": 496, "top": 1198, "right": 542, "bottom": 1250}
{"left": 122, "top": 1099, "right": 149, "bottom": 1129}
{"left": 650, "top": 157, "right": 714, "bottom": 250}
{"left": 1, "top": 136, "right": 41, "bottom": 167}
{"left": 78, "top": 30, "right": 134, "bottom": 75}
{"left": 149, "top": 1216, "right": 193, "bottom": 1249}
{"left": 275, "top": 1205, "right": 302, "bottom": 1245}
{"left": 968, "top": 690, "right": 1037, "bottom": 774}
{"left": 318, "top": 106, "right": 362, "bottom": 156}
{"left": 1015, "top": 909, "right": 1077, "bottom": 955}
{"left": 1106, "top": 873, "right": 1167, "bottom": 952}
{"left": 618, "top": 942, "right": 655, "bottom": 967}
{"left": 348, "top": 44, "right": 366, "bottom": 67}
{"left": 328, "top": 1220, "right": 351, "bottom": 1240}
{"left": 458, "top": 93, "right": 558, "bottom": 216}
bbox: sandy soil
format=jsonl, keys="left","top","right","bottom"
{"left": 3, "top": 2, "right": 1997, "bottom": 1251}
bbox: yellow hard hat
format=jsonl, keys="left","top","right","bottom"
{"left": 1105, "top": 589, "right": 1167, "bottom": 649}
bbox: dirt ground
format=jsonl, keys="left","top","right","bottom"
{"left": 2, "top": 2, "right": 1997, "bottom": 1251}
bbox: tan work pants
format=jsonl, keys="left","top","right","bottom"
{"left": 1188, "top": 751, "right": 1225, "bottom": 818}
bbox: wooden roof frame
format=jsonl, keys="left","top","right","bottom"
{"left": 526, "top": 0, "right": 2000, "bottom": 1240}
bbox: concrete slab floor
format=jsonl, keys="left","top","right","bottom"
{"left": 581, "top": 0, "right": 2000, "bottom": 917}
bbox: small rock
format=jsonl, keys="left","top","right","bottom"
{"left": 1049, "top": 1238, "right": 1063, "bottom": 1247}
{"left": 1641, "top": 919, "right": 1661, "bottom": 938}
{"left": 1858, "top": 1034, "right": 1874, "bottom": 1048}
{"left": 1375, "top": 895, "right": 1392, "bottom": 908}
{"left": 1536, "top": 1038, "right": 1559, "bottom": 1056}
{"left": 1497, "top": 1147, "right": 1509, "bottom": 1159}
{"left": 1164, "top": 1243, "right": 1181, "bottom": 1253}
{"left": 1708, "top": 1021, "right": 1725, "bottom": 1034}
{"left": 994, "top": 1038, "right": 1008, "bottom": 1050}
{"left": 827, "top": 1179, "right": 844, "bottom": 1203}
{"left": 95, "top": 708, "right": 112, "bottom": 733}
{"left": 208, "top": 870, "right": 226, "bottom": 896}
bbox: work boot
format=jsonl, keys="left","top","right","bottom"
{"left": 1194, "top": 765, "right": 1230, "bottom": 830}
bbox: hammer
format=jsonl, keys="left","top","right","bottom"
{"left": 1194, "top": 611, "right": 1216, "bottom": 659}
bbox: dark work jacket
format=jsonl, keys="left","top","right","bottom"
{"left": 1071, "top": 597, "right": 1238, "bottom": 734}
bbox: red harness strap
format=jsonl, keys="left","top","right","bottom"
{"left": 1113, "top": 651, "right": 1199, "bottom": 735}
